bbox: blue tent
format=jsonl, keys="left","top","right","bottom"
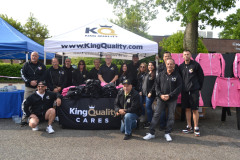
{"left": 0, "top": 17, "right": 54, "bottom": 60}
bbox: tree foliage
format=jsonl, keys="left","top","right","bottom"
{"left": 219, "top": 9, "right": 240, "bottom": 39}
{"left": 0, "top": 13, "right": 50, "bottom": 46}
{"left": 159, "top": 31, "right": 208, "bottom": 54}
{"left": 107, "top": 0, "right": 158, "bottom": 39}
{"left": 23, "top": 13, "right": 50, "bottom": 45}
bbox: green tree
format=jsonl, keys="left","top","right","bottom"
{"left": 156, "top": 0, "right": 236, "bottom": 54}
{"left": 159, "top": 31, "right": 208, "bottom": 54}
{"left": 23, "top": 13, "right": 50, "bottom": 45}
{"left": 107, "top": 0, "right": 237, "bottom": 54}
{"left": 219, "top": 9, "right": 240, "bottom": 39}
{"left": 107, "top": 0, "right": 157, "bottom": 39}
{"left": 0, "top": 14, "right": 25, "bottom": 33}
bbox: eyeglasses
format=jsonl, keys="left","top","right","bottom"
{"left": 140, "top": 66, "right": 145, "bottom": 68}
{"left": 37, "top": 85, "right": 45, "bottom": 88}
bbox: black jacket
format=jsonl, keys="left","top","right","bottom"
{"left": 142, "top": 72, "right": 156, "bottom": 97}
{"left": 117, "top": 72, "right": 133, "bottom": 85}
{"left": 72, "top": 69, "right": 89, "bottom": 86}
{"left": 45, "top": 66, "right": 66, "bottom": 91}
{"left": 63, "top": 65, "right": 74, "bottom": 88}
{"left": 136, "top": 72, "right": 145, "bottom": 92}
{"left": 155, "top": 69, "right": 182, "bottom": 101}
{"left": 127, "top": 61, "right": 140, "bottom": 87}
{"left": 179, "top": 60, "right": 204, "bottom": 92}
{"left": 114, "top": 88, "right": 141, "bottom": 117}
{"left": 24, "top": 90, "right": 60, "bottom": 117}
{"left": 89, "top": 68, "right": 99, "bottom": 80}
{"left": 21, "top": 61, "right": 46, "bottom": 88}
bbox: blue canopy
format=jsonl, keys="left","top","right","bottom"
{"left": 0, "top": 17, "right": 54, "bottom": 59}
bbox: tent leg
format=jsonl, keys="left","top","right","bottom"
{"left": 44, "top": 52, "right": 46, "bottom": 65}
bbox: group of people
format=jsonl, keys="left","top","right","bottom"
{"left": 20, "top": 50, "right": 204, "bottom": 142}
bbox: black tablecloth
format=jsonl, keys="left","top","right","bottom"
{"left": 59, "top": 98, "right": 121, "bottom": 129}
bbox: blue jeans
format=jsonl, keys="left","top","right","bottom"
{"left": 145, "top": 96, "right": 155, "bottom": 122}
{"left": 120, "top": 113, "right": 138, "bottom": 135}
{"left": 139, "top": 95, "right": 145, "bottom": 115}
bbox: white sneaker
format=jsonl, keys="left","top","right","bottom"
{"left": 54, "top": 116, "right": 59, "bottom": 122}
{"left": 46, "top": 125, "right": 55, "bottom": 134}
{"left": 32, "top": 126, "right": 39, "bottom": 131}
{"left": 164, "top": 134, "right": 172, "bottom": 142}
{"left": 143, "top": 133, "right": 155, "bottom": 140}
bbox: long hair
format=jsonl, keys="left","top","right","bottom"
{"left": 148, "top": 61, "right": 156, "bottom": 79}
{"left": 137, "top": 62, "right": 147, "bottom": 75}
{"left": 78, "top": 60, "right": 87, "bottom": 71}
{"left": 119, "top": 63, "right": 129, "bottom": 76}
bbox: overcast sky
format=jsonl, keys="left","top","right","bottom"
{"left": 0, "top": 0, "right": 239, "bottom": 38}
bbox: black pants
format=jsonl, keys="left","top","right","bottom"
{"left": 150, "top": 99, "right": 177, "bottom": 134}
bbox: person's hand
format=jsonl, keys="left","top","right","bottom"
{"left": 30, "top": 80, "right": 37, "bottom": 87}
{"left": 164, "top": 95, "right": 170, "bottom": 101}
{"left": 147, "top": 93, "right": 152, "bottom": 98}
{"left": 139, "top": 92, "right": 142, "bottom": 96}
{"left": 119, "top": 109, "right": 126, "bottom": 115}
{"left": 53, "top": 88, "right": 58, "bottom": 93}
{"left": 56, "top": 98, "right": 61, "bottom": 106}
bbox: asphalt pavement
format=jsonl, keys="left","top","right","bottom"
{"left": 0, "top": 107, "right": 239, "bottom": 160}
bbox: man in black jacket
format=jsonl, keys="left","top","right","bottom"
{"left": 127, "top": 54, "right": 140, "bottom": 88}
{"left": 20, "top": 51, "right": 46, "bottom": 125}
{"left": 45, "top": 58, "right": 66, "bottom": 93}
{"left": 63, "top": 58, "right": 74, "bottom": 88}
{"left": 114, "top": 79, "right": 141, "bottom": 140}
{"left": 89, "top": 59, "right": 101, "bottom": 80}
{"left": 24, "top": 81, "right": 61, "bottom": 134}
{"left": 143, "top": 59, "right": 182, "bottom": 141}
{"left": 179, "top": 50, "right": 204, "bottom": 137}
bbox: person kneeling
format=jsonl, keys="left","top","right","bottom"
{"left": 143, "top": 59, "right": 182, "bottom": 142}
{"left": 24, "top": 81, "right": 62, "bottom": 134}
{"left": 114, "top": 79, "right": 141, "bottom": 140}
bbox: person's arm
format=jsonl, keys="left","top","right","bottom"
{"left": 24, "top": 96, "right": 33, "bottom": 117}
{"left": 98, "top": 74, "right": 106, "bottom": 83}
{"left": 197, "top": 63, "right": 204, "bottom": 90}
{"left": 114, "top": 92, "right": 122, "bottom": 116}
{"left": 110, "top": 75, "right": 118, "bottom": 84}
{"left": 20, "top": 62, "right": 31, "bottom": 86}
{"left": 125, "top": 93, "right": 140, "bottom": 114}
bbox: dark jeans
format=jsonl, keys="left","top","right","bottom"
{"left": 150, "top": 99, "right": 177, "bottom": 134}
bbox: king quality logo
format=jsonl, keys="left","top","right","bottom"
{"left": 85, "top": 25, "right": 117, "bottom": 37}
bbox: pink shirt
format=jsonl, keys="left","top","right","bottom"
{"left": 233, "top": 53, "right": 240, "bottom": 78}
{"left": 211, "top": 77, "right": 240, "bottom": 109}
{"left": 171, "top": 53, "right": 194, "bottom": 66}
{"left": 195, "top": 53, "right": 225, "bottom": 77}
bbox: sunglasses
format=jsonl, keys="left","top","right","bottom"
{"left": 140, "top": 66, "right": 145, "bottom": 68}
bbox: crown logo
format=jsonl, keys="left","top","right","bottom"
{"left": 100, "top": 25, "right": 112, "bottom": 28}
{"left": 89, "top": 105, "right": 95, "bottom": 109}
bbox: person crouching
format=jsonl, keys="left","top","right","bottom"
{"left": 23, "top": 81, "right": 62, "bottom": 134}
{"left": 114, "top": 79, "right": 141, "bottom": 140}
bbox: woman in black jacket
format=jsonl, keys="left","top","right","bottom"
{"left": 117, "top": 63, "right": 132, "bottom": 85}
{"left": 141, "top": 61, "right": 156, "bottom": 128}
{"left": 72, "top": 60, "right": 89, "bottom": 86}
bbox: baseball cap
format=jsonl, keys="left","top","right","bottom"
{"left": 123, "top": 79, "right": 132, "bottom": 85}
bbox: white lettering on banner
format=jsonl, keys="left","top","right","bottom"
{"left": 69, "top": 108, "right": 88, "bottom": 117}
{"left": 75, "top": 117, "right": 109, "bottom": 124}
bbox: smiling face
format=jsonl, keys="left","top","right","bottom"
{"left": 52, "top": 58, "right": 59, "bottom": 69}
{"left": 31, "top": 52, "right": 39, "bottom": 64}
{"left": 123, "top": 84, "right": 132, "bottom": 94}
{"left": 148, "top": 62, "right": 155, "bottom": 72}
{"left": 122, "top": 64, "right": 127, "bottom": 72}
{"left": 166, "top": 59, "right": 175, "bottom": 73}
{"left": 139, "top": 63, "right": 146, "bottom": 72}
{"left": 163, "top": 53, "right": 171, "bottom": 62}
{"left": 105, "top": 55, "right": 112, "bottom": 65}
{"left": 37, "top": 83, "right": 47, "bottom": 94}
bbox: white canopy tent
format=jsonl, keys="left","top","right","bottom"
{"left": 44, "top": 18, "right": 158, "bottom": 64}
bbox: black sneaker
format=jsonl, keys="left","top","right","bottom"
{"left": 182, "top": 126, "right": 193, "bottom": 134}
{"left": 194, "top": 129, "right": 200, "bottom": 137}
{"left": 144, "top": 122, "right": 151, "bottom": 129}
{"left": 123, "top": 134, "right": 132, "bottom": 140}
{"left": 20, "top": 116, "right": 28, "bottom": 126}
